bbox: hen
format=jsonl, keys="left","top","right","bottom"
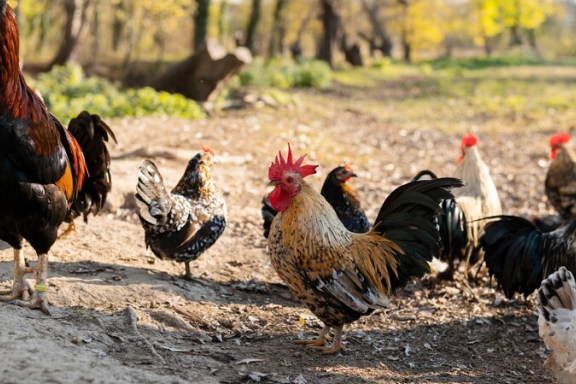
{"left": 135, "top": 146, "right": 226, "bottom": 279}
{"left": 266, "top": 144, "right": 462, "bottom": 354}
{"left": 0, "top": 1, "right": 114, "bottom": 314}
{"left": 61, "top": 111, "right": 117, "bottom": 237}
{"left": 437, "top": 132, "right": 502, "bottom": 280}
{"left": 538, "top": 267, "right": 576, "bottom": 384}
{"left": 262, "top": 163, "right": 369, "bottom": 238}
{"left": 475, "top": 215, "right": 576, "bottom": 298}
{"left": 545, "top": 132, "right": 576, "bottom": 220}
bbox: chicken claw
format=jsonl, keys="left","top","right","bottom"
{"left": 58, "top": 221, "right": 76, "bottom": 239}
{"left": 0, "top": 249, "right": 34, "bottom": 301}
{"left": 296, "top": 326, "right": 331, "bottom": 347}
{"left": 308, "top": 325, "right": 344, "bottom": 355}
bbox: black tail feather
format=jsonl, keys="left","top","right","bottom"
{"left": 372, "top": 177, "right": 464, "bottom": 290}
{"left": 67, "top": 111, "right": 116, "bottom": 223}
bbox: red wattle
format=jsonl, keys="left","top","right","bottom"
{"left": 551, "top": 148, "right": 557, "bottom": 160}
{"left": 458, "top": 154, "right": 464, "bottom": 164}
{"left": 269, "top": 186, "right": 292, "bottom": 212}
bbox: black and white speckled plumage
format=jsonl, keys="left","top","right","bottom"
{"left": 135, "top": 152, "right": 226, "bottom": 270}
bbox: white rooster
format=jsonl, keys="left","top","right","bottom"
{"left": 538, "top": 266, "right": 576, "bottom": 383}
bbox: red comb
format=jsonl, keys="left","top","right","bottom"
{"left": 343, "top": 163, "right": 354, "bottom": 173}
{"left": 550, "top": 132, "right": 570, "bottom": 147}
{"left": 460, "top": 132, "right": 478, "bottom": 150}
{"left": 202, "top": 145, "right": 215, "bottom": 157}
{"left": 268, "top": 143, "right": 318, "bottom": 181}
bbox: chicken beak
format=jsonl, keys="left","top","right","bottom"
{"left": 268, "top": 180, "right": 280, "bottom": 187}
{"left": 349, "top": 172, "right": 358, "bottom": 178}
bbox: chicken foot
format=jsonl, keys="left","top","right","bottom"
{"left": 184, "top": 261, "right": 193, "bottom": 280}
{"left": 0, "top": 249, "right": 35, "bottom": 302}
{"left": 58, "top": 221, "right": 76, "bottom": 239}
{"left": 11, "top": 253, "right": 51, "bottom": 315}
{"left": 309, "top": 325, "right": 345, "bottom": 355}
{"left": 296, "top": 326, "right": 331, "bottom": 347}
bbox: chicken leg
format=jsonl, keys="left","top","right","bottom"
{"left": 309, "top": 325, "right": 345, "bottom": 355}
{"left": 11, "top": 253, "right": 51, "bottom": 315}
{"left": 0, "top": 248, "right": 35, "bottom": 302}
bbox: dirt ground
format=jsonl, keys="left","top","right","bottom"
{"left": 0, "top": 90, "right": 560, "bottom": 384}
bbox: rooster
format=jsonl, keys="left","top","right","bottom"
{"left": 538, "top": 266, "right": 576, "bottom": 384}
{"left": 475, "top": 215, "right": 576, "bottom": 299}
{"left": 135, "top": 146, "right": 226, "bottom": 280}
{"left": 546, "top": 132, "right": 576, "bottom": 220}
{"left": 262, "top": 164, "right": 369, "bottom": 238}
{"left": 60, "top": 112, "right": 117, "bottom": 237}
{"left": 436, "top": 132, "right": 502, "bottom": 280}
{"left": 0, "top": 1, "right": 114, "bottom": 314}
{"left": 266, "top": 144, "right": 462, "bottom": 354}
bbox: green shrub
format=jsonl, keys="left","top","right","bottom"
{"left": 238, "top": 59, "right": 332, "bottom": 89}
{"left": 29, "top": 64, "right": 205, "bottom": 122}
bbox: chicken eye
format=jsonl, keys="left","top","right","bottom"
{"left": 286, "top": 176, "right": 294, "bottom": 184}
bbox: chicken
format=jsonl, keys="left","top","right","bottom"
{"left": 538, "top": 267, "right": 576, "bottom": 384}
{"left": 262, "top": 164, "right": 369, "bottom": 238}
{"left": 437, "top": 132, "right": 502, "bottom": 280}
{"left": 135, "top": 146, "right": 226, "bottom": 280}
{"left": 475, "top": 215, "right": 576, "bottom": 298}
{"left": 545, "top": 132, "right": 576, "bottom": 220}
{"left": 0, "top": 1, "right": 113, "bottom": 314}
{"left": 533, "top": 214, "right": 565, "bottom": 233}
{"left": 266, "top": 144, "right": 462, "bottom": 354}
{"left": 60, "top": 111, "right": 117, "bottom": 237}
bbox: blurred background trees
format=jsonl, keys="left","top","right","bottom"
{"left": 10, "top": 0, "right": 574, "bottom": 71}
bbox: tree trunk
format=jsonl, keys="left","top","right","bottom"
{"left": 112, "top": 0, "right": 125, "bottom": 52}
{"left": 48, "top": 0, "right": 91, "bottom": 68}
{"left": 509, "top": 25, "right": 522, "bottom": 47}
{"left": 151, "top": 40, "right": 252, "bottom": 102}
{"left": 89, "top": 0, "right": 100, "bottom": 67}
{"left": 290, "top": 6, "right": 315, "bottom": 60}
{"left": 319, "top": 0, "right": 339, "bottom": 68}
{"left": 484, "top": 37, "right": 492, "bottom": 56}
{"left": 527, "top": 28, "right": 538, "bottom": 52}
{"left": 217, "top": 0, "right": 228, "bottom": 44}
{"left": 361, "top": 0, "right": 393, "bottom": 57}
{"left": 245, "top": 0, "right": 261, "bottom": 54}
{"left": 194, "top": 0, "right": 211, "bottom": 51}
{"left": 267, "top": 0, "right": 288, "bottom": 59}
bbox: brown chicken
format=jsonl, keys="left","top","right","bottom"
{"left": 438, "top": 132, "right": 502, "bottom": 279}
{"left": 0, "top": 1, "right": 113, "bottom": 314}
{"left": 266, "top": 144, "right": 462, "bottom": 354}
{"left": 545, "top": 132, "right": 576, "bottom": 220}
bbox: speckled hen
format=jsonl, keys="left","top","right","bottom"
{"left": 135, "top": 146, "right": 226, "bottom": 279}
{"left": 266, "top": 144, "right": 462, "bottom": 354}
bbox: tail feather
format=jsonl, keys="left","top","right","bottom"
{"left": 136, "top": 160, "right": 172, "bottom": 225}
{"left": 475, "top": 215, "right": 544, "bottom": 298}
{"left": 67, "top": 111, "right": 116, "bottom": 222}
{"left": 261, "top": 194, "right": 277, "bottom": 239}
{"left": 372, "top": 177, "right": 464, "bottom": 290}
{"left": 410, "top": 170, "right": 438, "bottom": 182}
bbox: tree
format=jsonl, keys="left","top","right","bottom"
{"left": 245, "top": 0, "right": 261, "bottom": 53}
{"left": 267, "top": 0, "right": 288, "bottom": 58}
{"left": 471, "top": 0, "right": 503, "bottom": 56}
{"left": 48, "top": 0, "right": 92, "bottom": 68}
{"left": 194, "top": 0, "right": 211, "bottom": 51}
{"left": 360, "top": 0, "right": 393, "bottom": 57}
{"left": 318, "top": 0, "right": 339, "bottom": 67}
{"left": 217, "top": 0, "right": 228, "bottom": 43}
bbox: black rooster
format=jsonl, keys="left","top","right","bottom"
{"left": 136, "top": 146, "right": 226, "bottom": 280}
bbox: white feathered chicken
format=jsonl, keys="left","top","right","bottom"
{"left": 538, "top": 266, "right": 576, "bottom": 383}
